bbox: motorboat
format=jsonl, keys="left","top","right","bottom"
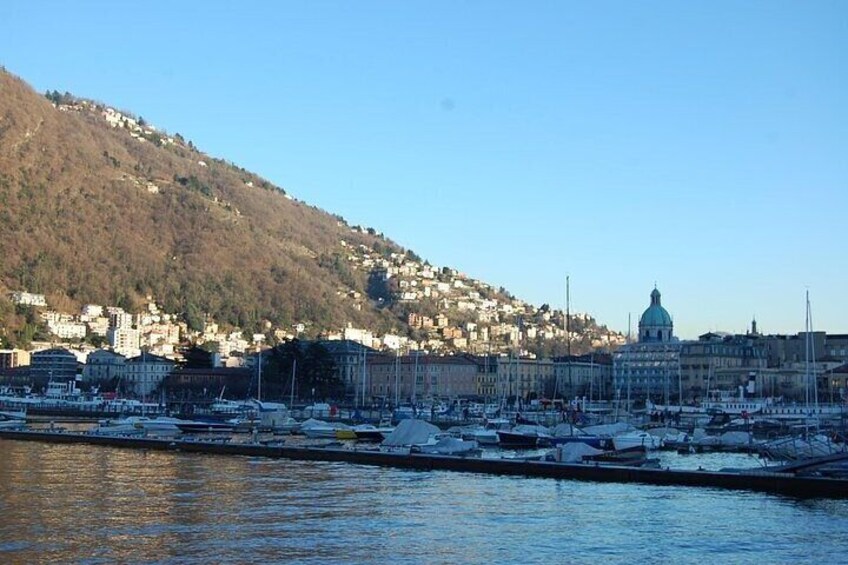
{"left": 496, "top": 424, "right": 553, "bottom": 449}
{"left": 551, "top": 443, "right": 657, "bottom": 467}
{"left": 335, "top": 427, "right": 358, "bottom": 440}
{"left": 91, "top": 421, "right": 146, "bottom": 435}
{"left": 271, "top": 417, "right": 301, "bottom": 435}
{"left": 92, "top": 416, "right": 181, "bottom": 435}
{"left": 549, "top": 423, "right": 611, "bottom": 450}
{"left": 761, "top": 434, "right": 844, "bottom": 461}
{"left": 173, "top": 418, "right": 234, "bottom": 433}
{"left": 0, "top": 419, "right": 26, "bottom": 430}
{"left": 352, "top": 423, "right": 395, "bottom": 442}
{"left": 381, "top": 419, "right": 441, "bottom": 453}
{"left": 0, "top": 408, "right": 26, "bottom": 421}
{"left": 299, "top": 419, "right": 350, "bottom": 439}
{"left": 414, "top": 435, "right": 480, "bottom": 456}
{"left": 612, "top": 430, "right": 662, "bottom": 451}
{"left": 455, "top": 418, "right": 511, "bottom": 446}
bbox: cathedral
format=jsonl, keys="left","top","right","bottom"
{"left": 613, "top": 287, "right": 682, "bottom": 401}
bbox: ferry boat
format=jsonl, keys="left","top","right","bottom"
{"left": 648, "top": 390, "right": 847, "bottom": 421}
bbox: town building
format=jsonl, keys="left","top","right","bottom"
{"left": 163, "top": 367, "right": 253, "bottom": 400}
{"left": 553, "top": 353, "right": 614, "bottom": 401}
{"left": 30, "top": 348, "right": 79, "bottom": 381}
{"left": 0, "top": 349, "right": 31, "bottom": 370}
{"left": 678, "top": 332, "right": 767, "bottom": 402}
{"left": 613, "top": 288, "right": 682, "bottom": 401}
{"left": 82, "top": 350, "right": 126, "bottom": 383}
{"left": 313, "top": 339, "right": 377, "bottom": 400}
{"left": 108, "top": 327, "right": 141, "bottom": 358}
{"left": 123, "top": 353, "right": 175, "bottom": 397}
{"left": 10, "top": 291, "right": 47, "bottom": 307}
{"left": 367, "top": 353, "right": 479, "bottom": 403}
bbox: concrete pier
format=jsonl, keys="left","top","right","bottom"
{"left": 1, "top": 429, "right": 846, "bottom": 499}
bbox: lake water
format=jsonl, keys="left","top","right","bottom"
{"left": 1, "top": 439, "right": 847, "bottom": 564}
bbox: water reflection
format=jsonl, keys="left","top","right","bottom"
{"left": 1, "top": 440, "right": 847, "bottom": 564}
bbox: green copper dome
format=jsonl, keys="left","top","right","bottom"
{"left": 640, "top": 288, "right": 672, "bottom": 327}
{"left": 638, "top": 288, "right": 673, "bottom": 342}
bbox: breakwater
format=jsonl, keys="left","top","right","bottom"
{"left": 1, "top": 429, "right": 845, "bottom": 498}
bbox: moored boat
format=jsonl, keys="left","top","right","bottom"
{"left": 352, "top": 423, "right": 395, "bottom": 442}
{"left": 612, "top": 430, "right": 662, "bottom": 451}
{"left": 497, "top": 424, "right": 552, "bottom": 449}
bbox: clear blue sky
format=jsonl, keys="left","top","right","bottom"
{"left": 2, "top": 1, "right": 846, "bottom": 338}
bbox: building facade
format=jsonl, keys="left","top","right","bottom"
{"left": 123, "top": 353, "right": 175, "bottom": 397}
{"left": 553, "top": 353, "right": 614, "bottom": 401}
{"left": 678, "top": 332, "right": 767, "bottom": 401}
{"left": 82, "top": 350, "right": 126, "bottom": 383}
{"left": 313, "top": 339, "right": 377, "bottom": 400}
{"left": 613, "top": 288, "right": 682, "bottom": 401}
{"left": 367, "top": 354, "right": 479, "bottom": 403}
{"left": 0, "top": 349, "right": 31, "bottom": 371}
{"left": 30, "top": 348, "right": 79, "bottom": 381}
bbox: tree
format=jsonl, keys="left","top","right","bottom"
{"left": 264, "top": 340, "right": 340, "bottom": 402}
{"left": 185, "top": 303, "right": 205, "bottom": 332}
{"left": 183, "top": 345, "right": 215, "bottom": 369}
{"left": 302, "top": 342, "right": 342, "bottom": 401}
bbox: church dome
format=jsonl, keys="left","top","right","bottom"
{"left": 640, "top": 288, "right": 672, "bottom": 327}
{"left": 638, "top": 288, "right": 673, "bottom": 342}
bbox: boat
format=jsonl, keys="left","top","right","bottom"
{"left": 549, "top": 423, "right": 612, "bottom": 450}
{"left": 496, "top": 424, "right": 552, "bottom": 449}
{"left": 224, "top": 400, "right": 290, "bottom": 432}
{"left": 612, "top": 430, "right": 662, "bottom": 451}
{"left": 90, "top": 422, "right": 146, "bottom": 435}
{"left": 0, "top": 419, "right": 26, "bottom": 430}
{"left": 352, "top": 423, "right": 395, "bottom": 442}
{"left": 271, "top": 417, "right": 301, "bottom": 435}
{"left": 392, "top": 405, "right": 418, "bottom": 423}
{"left": 335, "top": 427, "right": 358, "bottom": 440}
{"left": 414, "top": 435, "right": 480, "bottom": 456}
{"left": 760, "top": 434, "right": 844, "bottom": 461}
{"left": 299, "top": 419, "right": 350, "bottom": 439}
{"left": 583, "top": 445, "right": 658, "bottom": 467}
{"left": 94, "top": 416, "right": 182, "bottom": 435}
{"left": 551, "top": 443, "right": 657, "bottom": 467}
{"left": 381, "top": 419, "right": 441, "bottom": 454}
{"left": 0, "top": 408, "right": 26, "bottom": 421}
{"left": 453, "top": 418, "right": 509, "bottom": 445}
{"left": 173, "top": 418, "right": 234, "bottom": 433}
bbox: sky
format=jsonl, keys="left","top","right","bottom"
{"left": 1, "top": 1, "right": 845, "bottom": 339}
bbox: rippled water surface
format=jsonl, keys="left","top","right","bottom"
{"left": 1, "top": 440, "right": 847, "bottom": 564}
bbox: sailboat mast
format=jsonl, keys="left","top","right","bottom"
{"left": 414, "top": 350, "right": 420, "bottom": 405}
{"left": 566, "top": 276, "right": 571, "bottom": 401}
{"left": 393, "top": 348, "right": 400, "bottom": 407}
{"left": 290, "top": 358, "right": 296, "bottom": 407}
{"left": 257, "top": 349, "right": 262, "bottom": 402}
{"left": 360, "top": 348, "right": 367, "bottom": 408}
{"left": 805, "top": 290, "right": 819, "bottom": 425}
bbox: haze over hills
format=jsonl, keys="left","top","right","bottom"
{"left": 0, "top": 68, "right": 621, "bottom": 354}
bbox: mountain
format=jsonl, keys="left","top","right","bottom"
{"left": 0, "top": 68, "right": 623, "bottom": 354}
{"left": 0, "top": 68, "right": 405, "bottom": 335}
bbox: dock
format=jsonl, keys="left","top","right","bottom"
{"left": 1, "top": 429, "right": 846, "bottom": 499}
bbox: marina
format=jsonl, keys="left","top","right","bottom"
{"left": 1, "top": 428, "right": 847, "bottom": 499}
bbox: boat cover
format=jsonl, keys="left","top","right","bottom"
{"left": 581, "top": 422, "right": 636, "bottom": 436}
{"left": 382, "top": 419, "right": 440, "bottom": 447}
{"left": 298, "top": 418, "right": 328, "bottom": 429}
{"left": 556, "top": 442, "right": 604, "bottom": 463}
